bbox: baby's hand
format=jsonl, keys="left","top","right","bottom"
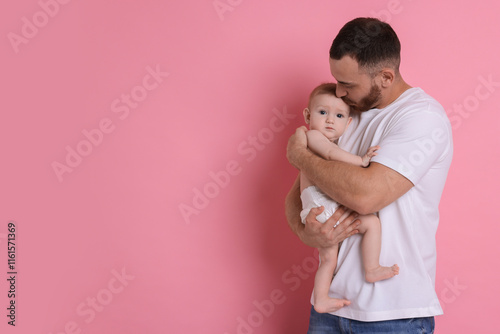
{"left": 361, "top": 145, "right": 380, "bottom": 167}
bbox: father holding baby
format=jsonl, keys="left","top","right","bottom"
{"left": 285, "top": 17, "right": 453, "bottom": 333}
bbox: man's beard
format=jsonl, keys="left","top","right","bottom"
{"left": 343, "top": 83, "right": 382, "bottom": 112}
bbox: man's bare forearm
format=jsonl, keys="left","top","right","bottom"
{"left": 294, "top": 147, "right": 412, "bottom": 214}
{"left": 285, "top": 175, "right": 303, "bottom": 237}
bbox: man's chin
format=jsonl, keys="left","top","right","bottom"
{"left": 343, "top": 100, "right": 359, "bottom": 111}
{"left": 351, "top": 104, "right": 372, "bottom": 112}
{"left": 349, "top": 104, "right": 361, "bottom": 112}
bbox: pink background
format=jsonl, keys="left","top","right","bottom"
{"left": 1, "top": 1, "right": 499, "bottom": 333}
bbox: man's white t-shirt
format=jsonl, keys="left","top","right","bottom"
{"left": 317, "top": 87, "right": 453, "bottom": 321}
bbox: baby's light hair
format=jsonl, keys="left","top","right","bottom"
{"left": 308, "top": 83, "right": 348, "bottom": 112}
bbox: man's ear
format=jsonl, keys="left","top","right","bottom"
{"left": 379, "top": 68, "right": 395, "bottom": 88}
{"left": 303, "top": 108, "right": 311, "bottom": 124}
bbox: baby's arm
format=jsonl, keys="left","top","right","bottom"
{"left": 361, "top": 145, "right": 380, "bottom": 167}
{"left": 306, "top": 130, "right": 379, "bottom": 167}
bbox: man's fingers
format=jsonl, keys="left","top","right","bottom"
{"left": 305, "top": 206, "right": 324, "bottom": 223}
{"left": 303, "top": 205, "right": 361, "bottom": 247}
{"left": 336, "top": 213, "right": 361, "bottom": 240}
{"left": 310, "top": 205, "right": 324, "bottom": 215}
{"left": 324, "top": 206, "right": 349, "bottom": 229}
{"left": 323, "top": 207, "right": 361, "bottom": 244}
{"left": 346, "top": 227, "right": 360, "bottom": 238}
{"left": 286, "top": 127, "right": 309, "bottom": 168}
{"left": 337, "top": 211, "right": 359, "bottom": 229}
{"left": 292, "top": 126, "right": 307, "bottom": 140}
{"left": 297, "top": 125, "right": 308, "bottom": 133}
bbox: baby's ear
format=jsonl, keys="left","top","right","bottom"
{"left": 346, "top": 116, "right": 353, "bottom": 128}
{"left": 303, "top": 108, "right": 310, "bottom": 124}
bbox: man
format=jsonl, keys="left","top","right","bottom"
{"left": 286, "top": 17, "right": 452, "bottom": 333}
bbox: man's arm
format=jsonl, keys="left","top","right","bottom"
{"left": 287, "top": 127, "right": 413, "bottom": 215}
{"left": 285, "top": 174, "right": 361, "bottom": 248}
{"left": 284, "top": 175, "right": 304, "bottom": 237}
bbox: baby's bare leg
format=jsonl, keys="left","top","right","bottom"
{"left": 357, "top": 214, "right": 399, "bottom": 283}
{"left": 313, "top": 244, "right": 350, "bottom": 313}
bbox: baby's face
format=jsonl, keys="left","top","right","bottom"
{"left": 304, "top": 94, "right": 351, "bottom": 141}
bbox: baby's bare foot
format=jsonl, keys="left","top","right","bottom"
{"left": 365, "top": 264, "right": 399, "bottom": 283}
{"left": 314, "top": 297, "right": 350, "bottom": 313}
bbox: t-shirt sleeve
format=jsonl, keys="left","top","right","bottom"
{"left": 370, "top": 104, "right": 452, "bottom": 185}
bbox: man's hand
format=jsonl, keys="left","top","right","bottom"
{"left": 286, "top": 126, "right": 309, "bottom": 169}
{"left": 298, "top": 205, "right": 360, "bottom": 249}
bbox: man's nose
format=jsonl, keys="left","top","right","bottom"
{"left": 336, "top": 85, "right": 347, "bottom": 98}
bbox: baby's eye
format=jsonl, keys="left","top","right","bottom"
{"left": 319, "top": 110, "right": 327, "bottom": 115}
{"left": 336, "top": 114, "right": 344, "bottom": 118}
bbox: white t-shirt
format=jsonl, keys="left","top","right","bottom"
{"left": 318, "top": 87, "right": 453, "bottom": 321}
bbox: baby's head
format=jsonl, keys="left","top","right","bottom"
{"left": 303, "top": 83, "right": 352, "bottom": 141}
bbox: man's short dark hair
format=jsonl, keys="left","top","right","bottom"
{"left": 329, "top": 17, "right": 401, "bottom": 75}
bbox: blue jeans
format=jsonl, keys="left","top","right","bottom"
{"left": 307, "top": 306, "right": 435, "bottom": 333}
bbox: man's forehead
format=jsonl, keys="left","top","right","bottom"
{"left": 329, "top": 56, "right": 364, "bottom": 83}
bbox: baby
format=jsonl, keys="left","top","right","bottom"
{"left": 300, "top": 83, "right": 399, "bottom": 313}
